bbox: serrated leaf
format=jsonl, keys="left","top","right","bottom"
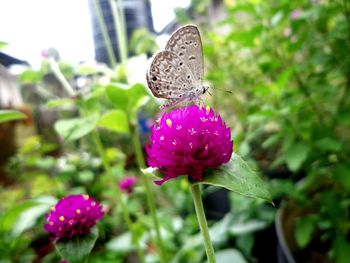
{"left": 55, "top": 227, "right": 98, "bottom": 263}
{"left": 0, "top": 110, "right": 26, "bottom": 123}
{"left": 54, "top": 115, "right": 98, "bottom": 141}
{"left": 98, "top": 110, "right": 129, "bottom": 134}
{"left": 194, "top": 153, "right": 272, "bottom": 202}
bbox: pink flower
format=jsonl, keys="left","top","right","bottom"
{"left": 119, "top": 176, "right": 137, "bottom": 193}
{"left": 146, "top": 105, "right": 233, "bottom": 185}
{"left": 291, "top": 9, "right": 301, "bottom": 20}
{"left": 44, "top": 194, "right": 104, "bottom": 240}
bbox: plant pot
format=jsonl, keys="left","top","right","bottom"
{"left": 275, "top": 203, "right": 297, "bottom": 263}
{"left": 275, "top": 202, "right": 332, "bottom": 263}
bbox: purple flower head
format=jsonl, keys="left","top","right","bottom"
{"left": 119, "top": 176, "right": 137, "bottom": 193}
{"left": 146, "top": 105, "right": 233, "bottom": 185}
{"left": 291, "top": 9, "right": 301, "bottom": 20}
{"left": 44, "top": 194, "right": 104, "bottom": 240}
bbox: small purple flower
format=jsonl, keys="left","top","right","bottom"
{"left": 146, "top": 105, "right": 233, "bottom": 185}
{"left": 119, "top": 176, "right": 137, "bottom": 193}
{"left": 291, "top": 9, "right": 301, "bottom": 20}
{"left": 44, "top": 194, "right": 104, "bottom": 240}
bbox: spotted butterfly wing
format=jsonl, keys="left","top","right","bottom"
{"left": 147, "top": 51, "right": 196, "bottom": 99}
{"left": 165, "top": 25, "right": 204, "bottom": 87}
{"left": 146, "top": 25, "right": 205, "bottom": 108}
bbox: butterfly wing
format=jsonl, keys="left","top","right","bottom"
{"left": 165, "top": 25, "right": 204, "bottom": 86}
{"left": 147, "top": 50, "right": 197, "bottom": 99}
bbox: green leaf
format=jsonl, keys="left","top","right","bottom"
{"left": 12, "top": 203, "right": 51, "bottom": 237}
{"left": 98, "top": 110, "right": 129, "bottom": 134}
{"left": 210, "top": 249, "right": 247, "bottom": 263}
{"left": 315, "top": 137, "right": 342, "bottom": 152}
{"left": 0, "top": 201, "right": 38, "bottom": 232}
{"left": 284, "top": 142, "right": 310, "bottom": 172}
{"left": 106, "top": 83, "right": 149, "bottom": 116}
{"left": 19, "top": 69, "right": 42, "bottom": 84}
{"left": 47, "top": 98, "right": 74, "bottom": 108}
{"left": 229, "top": 220, "right": 267, "bottom": 235}
{"left": 105, "top": 84, "right": 129, "bottom": 112}
{"left": 334, "top": 165, "right": 350, "bottom": 191}
{"left": 54, "top": 115, "right": 99, "bottom": 141}
{"left": 128, "top": 84, "right": 149, "bottom": 109}
{"left": 194, "top": 153, "right": 272, "bottom": 202}
{"left": 106, "top": 232, "right": 134, "bottom": 252}
{"left": 0, "top": 41, "right": 8, "bottom": 50}
{"left": 295, "top": 216, "right": 315, "bottom": 249}
{"left": 0, "top": 110, "right": 26, "bottom": 123}
{"left": 0, "top": 196, "right": 56, "bottom": 233}
{"left": 55, "top": 227, "right": 98, "bottom": 263}
{"left": 333, "top": 235, "right": 350, "bottom": 263}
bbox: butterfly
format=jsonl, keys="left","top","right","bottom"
{"left": 146, "top": 25, "right": 208, "bottom": 109}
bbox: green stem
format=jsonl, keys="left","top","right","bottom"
{"left": 48, "top": 58, "right": 75, "bottom": 97}
{"left": 92, "top": 0, "right": 117, "bottom": 67}
{"left": 109, "top": 0, "right": 128, "bottom": 63}
{"left": 189, "top": 184, "right": 216, "bottom": 263}
{"left": 91, "top": 130, "right": 145, "bottom": 263}
{"left": 130, "top": 123, "right": 166, "bottom": 263}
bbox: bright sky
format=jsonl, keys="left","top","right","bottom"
{"left": 0, "top": 0, "right": 190, "bottom": 69}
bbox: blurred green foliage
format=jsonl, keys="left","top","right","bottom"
{"left": 200, "top": 0, "right": 350, "bottom": 262}
{"left": 1, "top": 0, "right": 349, "bottom": 262}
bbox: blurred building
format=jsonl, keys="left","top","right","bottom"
{"left": 0, "top": 52, "right": 28, "bottom": 183}
{"left": 88, "top": 0, "right": 154, "bottom": 65}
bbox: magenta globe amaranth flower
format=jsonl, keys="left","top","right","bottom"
{"left": 146, "top": 105, "right": 233, "bottom": 185}
{"left": 44, "top": 194, "right": 104, "bottom": 240}
{"left": 119, "top": 176, "right": 137, "bottom": 193}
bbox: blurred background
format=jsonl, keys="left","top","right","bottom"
{"left": 0, "top": 0, "right": 349, "bottom": 262}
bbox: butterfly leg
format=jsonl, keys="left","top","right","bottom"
{"left": 160, "top": 98, "right": 183, "bottom": 110}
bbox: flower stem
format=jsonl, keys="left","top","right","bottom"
{"left": 109, "top": 0, "right": 128, "bottom": 63}
{"left": 92, "top": 0, "right": 117, "bottom": 67}
{"left": 91, "top": 130, "right": 145, "bottom": 263}
{"left": 189, "top": 184, "right": 216, "bottom": 263}
{"left": 130, "top": 124, "right": 167, "bottom": 263}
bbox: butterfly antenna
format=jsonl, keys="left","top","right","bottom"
{"left": 211, "top": 86, "right": 232, "bottom": 94}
